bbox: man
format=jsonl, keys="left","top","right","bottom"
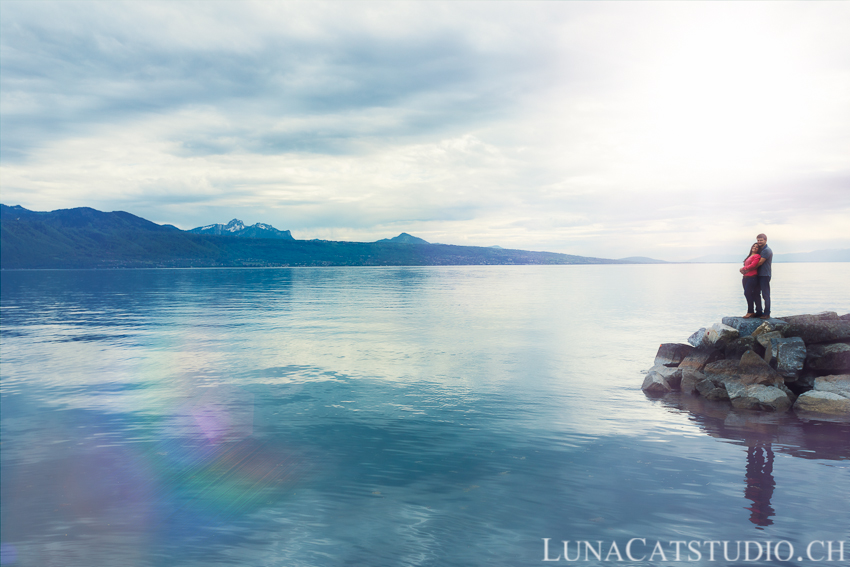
{"left": 753, "top": 234, "right": 773, "bottom": 319}
{"left": 739, "top": 234, "right": 773, "bottom": 318}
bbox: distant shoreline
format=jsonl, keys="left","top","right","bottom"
{"left": 3, "top": 260, "right": 849, "bottom": 272}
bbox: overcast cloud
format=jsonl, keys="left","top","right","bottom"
{"left": 1, "top": 1, "right": 848, "bottom": 260}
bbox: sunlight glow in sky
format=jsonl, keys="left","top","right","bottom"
{"left": 1, "top": 1, "right": 848, "bottom": 260}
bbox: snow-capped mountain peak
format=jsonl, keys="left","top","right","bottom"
{"left": 224, "top": 219, "right": 245, "bottom": 232}
{"left": 188, "top": 218, "right": 294, "bottom": 240}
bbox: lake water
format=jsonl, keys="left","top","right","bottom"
{"left": 1, "top": 264, "right": 849, "bottom": 567}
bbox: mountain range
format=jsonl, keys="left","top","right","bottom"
{"left": 3, "top": 204, "right": 846, "bottom": 269}
{"left": 189, "top": 218, "right": 294, "bottom": 240}
{"left": 0, "top": 205, "right": 620, "bottom": 269}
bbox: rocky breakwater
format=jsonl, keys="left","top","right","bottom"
{"left": 642, "top": 311, "right": 850, "bottom": 417}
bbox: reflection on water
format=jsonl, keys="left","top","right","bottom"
{"left": 746, "top": 443, "right": 776, "bottom": 528}
{"left": 658, "top": 391, "right": 850, "bottom": 537}
{"left": 2, "top": 266, "right": 849, "bottom": 566}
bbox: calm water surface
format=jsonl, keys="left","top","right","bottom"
{"left": 2, "top": 264, "right": 849, "bottom": 566}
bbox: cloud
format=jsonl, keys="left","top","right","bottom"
{"left": 1, "top": 2, "right": 547, "bottom": 159}
{"left": 1, "top": 1, "right": 849, "bottom": 260}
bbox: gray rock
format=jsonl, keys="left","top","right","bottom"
{"left": 647, "top": 364, "right": 683, "bottom": 390}
{"left": 705, "top": 323, "right": 739, "bottom": 348}
{"left": 703, "top": 386, "right": 730, "bottom": 402}
{"left": 647, "top": 363, "right": 679, "bottom": 380}
{"left": 813, "top": 374, "right": 850, "bottom": 398}
{"left": 687, "top": 328, "right": 709, "bottom": 349}
{"left": 641, "top": 371, "right": 671, "bottom": 396}
{"left": 722, "top": 316, "right": 788, "bottom": 337}
{"left": 780, "top": 312, "right": 839, "bottom": 324}
{"left": 680, "top": 370, "right": 705, "bottom": 395}
{"left": 756, "top": 330, "right": 783, "bottom": 350}
{"left": 738, "top": 350, "right": 784, "bottom": 386}
{"left": 703, "top": 359, "right": 741, "bottom": 379}
{"left": 794, "top": 391, "right": 850, "bottom": 415}
{"left": 724, "top": 382, "right": 792, "bottom": 412}
{"left": 752, "top": 321, "right": 790, "bottom": 337}
{"left": 806, "top": 343, "right": 850, "bottom": 373}
{"left": 841, "top": 313, "right": 850, "bottom": 321}
{"left": 766, "top": 337, "right": 806, "bottom": 380}
{"left": 694, "top": 378, "right": 729, "bottom": 401}
{"left": 695, "top": 378, "right": 715, "bottom": 397}
{"left": 667, "top": 368, "right": 683, "bottom": 390}
{"left": 653, "top": 343, "right": 695, "bottom": 367}
{"left": 725, "top": 336, "right": 757, "bottom": 359}
{"left": 785, "top": 320, "right": 850, "bottom": 344}
{"left": 679, "top": 349, "right": 724, "bottom": 373}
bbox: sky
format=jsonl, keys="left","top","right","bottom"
{"left": 1, "top": 1, "right": 848, "bottom": 261}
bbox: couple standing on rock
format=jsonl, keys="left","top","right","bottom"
{"left": 740, "top": 234, "right": 773, "bottom": 319}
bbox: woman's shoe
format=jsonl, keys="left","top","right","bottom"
{"left": 743, "top": 313, "right": 754, "bottom": 318}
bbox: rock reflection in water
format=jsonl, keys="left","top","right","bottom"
{"left": 658, "top": 393, "right": 850, "bottom": 529}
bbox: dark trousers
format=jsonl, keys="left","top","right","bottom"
{"left": 755, "top": 276, "right": 771, "bottom": 316}
{"left": 742, "top": 276, "right": 759, "bottom": 313}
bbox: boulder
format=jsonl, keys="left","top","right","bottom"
{"left": 703, "top": 386, "right": 730, "bottom": 402}
{"left": 653, "top": 343, "right": 695, "bottom": 367}
{"left": 695, "top": 377, "right": 715, "bottom": 397}
{"left": 679, "top": 349, "right": 724, "bottom": 373}
{"left": 680, "top": 370, "right": 705, "bottom": 395}
{"left": 667, "top": 368, "right": 683, "bottom": 390}
{"left": 756, "top": 330, "right": 783, "bottom": 350}
{"left": 813, "top": 374, "right": 850, "bottom": 398}
{"left": 703, "top": 359, "right": 741, "bottom": 379}
{"left": 780, "top": 312, "right": 839, "bottom": 324}
{"left": 696, "top": 377, "right": 729, "bottom": 401}
{"left": 806, "top": 343, "right": 850, "bottom": 373}
{"left": 765, "top": 337, "right": 807, "bottom": 380}
{"left": 752, "top": 320, "right": 790, "bottom": 337}
{"left": 737, "top": 350, "right": 784, "bottom": 386}
{"left": 705, "top": 323, "right": 739, "bottom": 348}
{"left": 647, "top": 363, "right": 678, "bottom": 379}
{"left": 794, "top": 391, "right": 850, "bottom": 415}
{"left": 679, "top": 349, "right": 723, "bottom": 372}
{"left": 642, "top": 371, "right": 672, "bottom": 396}
{"left": 785, "top": 320, "right": 850, "bottom": 344}
{"left": 790, "top": 374, "right": 848, "bottom": 415}
{"left": 725, "top": 336, "right": 757, "bottom": 359}
{"left": 687, "top": 328, "right": 709, "bottom": 349}
{"left": 724, "top": 382, "right": 792, "bottom": 412}
{"left": 646, "top": 364, "right": 683, "bottom": 390}
{"left": 722, "top": 316, "right": 788, "bottom": 337}
{"left": 841, "top": 313, "right": 850, "bottom": 321}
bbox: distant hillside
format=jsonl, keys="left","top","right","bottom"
{"left": 1, "top": 204, "right": 216, "bottom": 269}
{"left": 686, "top": 249, "right": 850, "bottom": 263}
{"left": 1, "top": 204, "right": 623, "bottom": 269}
{"left": 375, "top": 232, "right": 429, "bottom": 244}
{"left": 618, "top": 256, "right": 669, "bottom": 264}
{"left": 189, "top": 218, "right": 293, "bottom": 240}
{"left": 1, "top": 204, "right": 181, "bottom": 233}
{"left": 776, "top": 249, "right": 850, "bottom": 263}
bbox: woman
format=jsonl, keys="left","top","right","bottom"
{"left": 741, "top": 243, "right": 761, "bottom": 318}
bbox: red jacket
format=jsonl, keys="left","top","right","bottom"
{"left": 743, "top": 254, "right": 761, "bottom": 277}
